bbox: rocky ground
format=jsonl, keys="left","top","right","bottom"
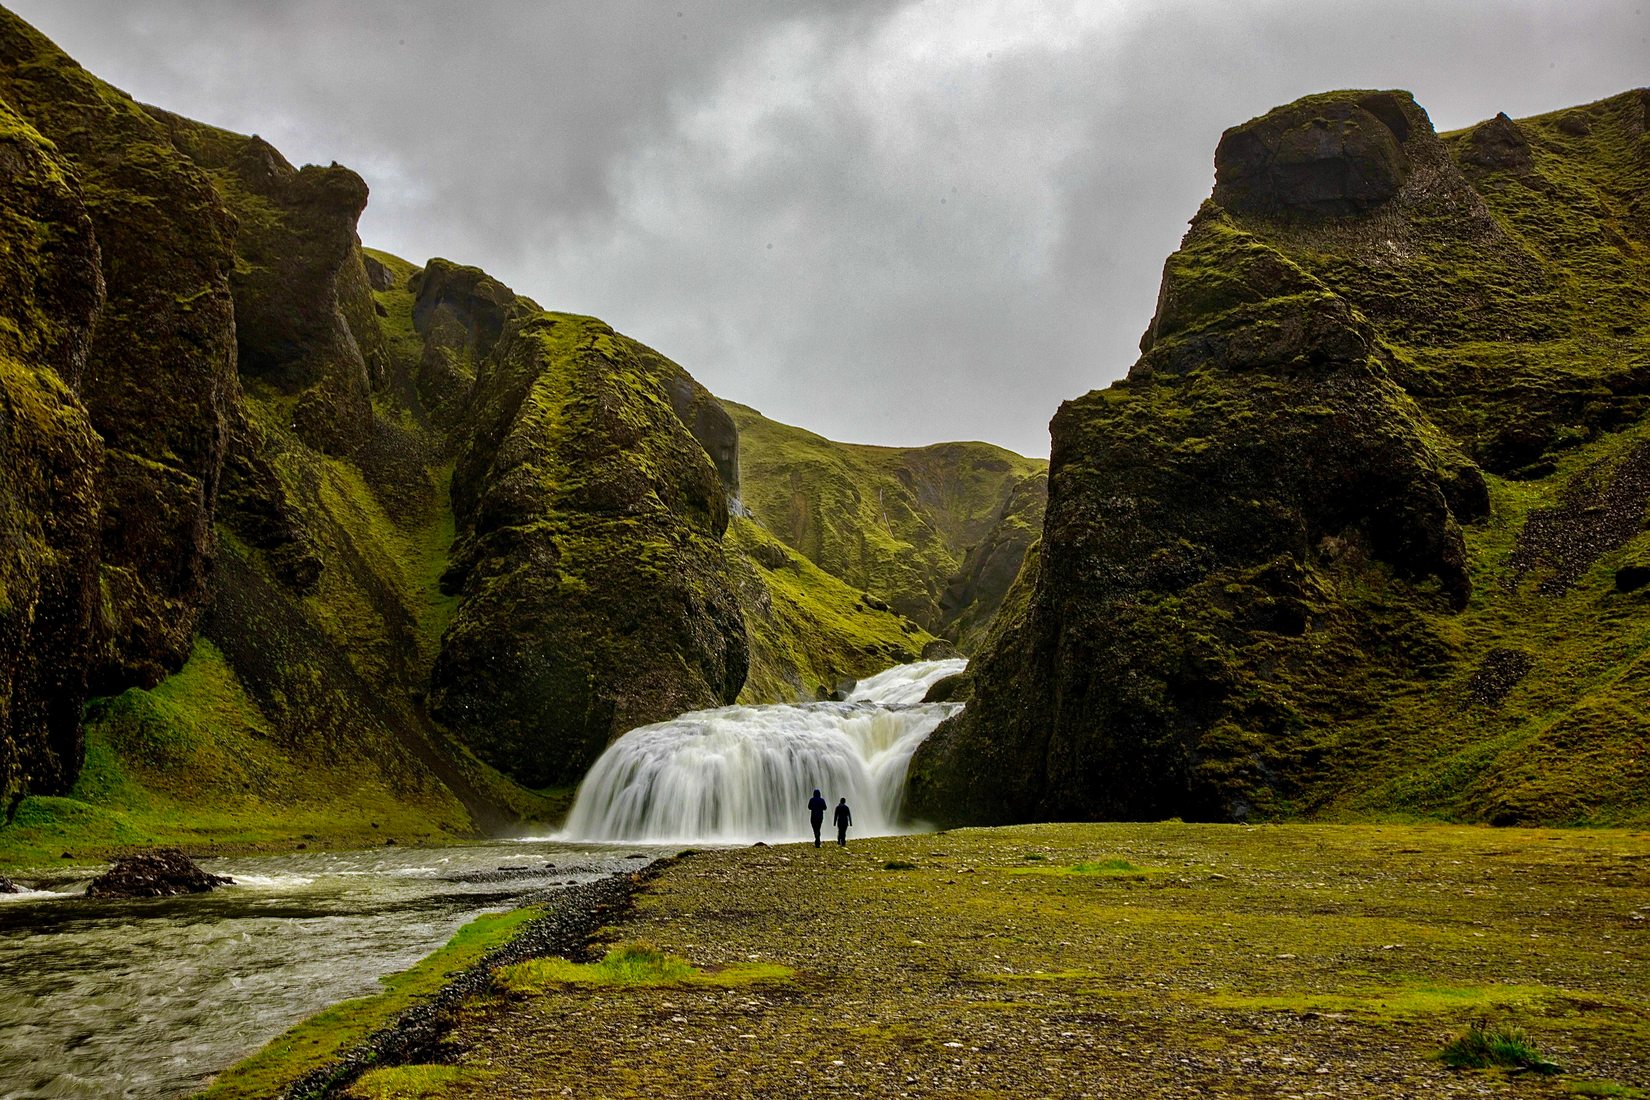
{"left": 339, "top": 822, "right": 1650, "bottom": 1099}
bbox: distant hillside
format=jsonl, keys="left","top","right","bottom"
{"left": 726, "top": 402, "right": 1046, "bottom": 652}
{"left": 913, "top": 88, "right": 1650, "bottom": 828}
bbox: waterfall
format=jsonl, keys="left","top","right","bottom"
{"left": 557, "top": 659, "right": 966, "bottom": 844}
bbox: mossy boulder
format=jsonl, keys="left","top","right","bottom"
{"left": 912, "top": 87, "right": 1650, "bottom": 828}
{"left": 430, "top": 311, "right": 749, "bottom": 786}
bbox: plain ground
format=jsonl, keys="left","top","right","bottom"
{"left": 345, "top": 822, "right": 1649, "bottom": 1099}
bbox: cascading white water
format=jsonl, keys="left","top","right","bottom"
{"left": 557, "top": 659, "right": 966, "bottom": 844}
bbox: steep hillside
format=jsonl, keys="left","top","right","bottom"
{"left": 726, "top": 401, "right": 1046, "bottom": 649}
{"left": 912, "top": 88, "right": 1650, "bottom": 828}
{"left": 0, "top": 11, "right": 929, "bottom": 861}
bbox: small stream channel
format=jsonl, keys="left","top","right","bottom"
{"left": 0, "top": 841, "right": 658, "bottom": 1099}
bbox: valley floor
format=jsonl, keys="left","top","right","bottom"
{"left": 336, "top": 823, "right": 1648, "bottom": 1099}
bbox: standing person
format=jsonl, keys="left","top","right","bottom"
{"left": 807, "top": 789, "right": 827, "bottom": 848}
{"left": 834, "top": 797, "right": 852, "bottom": 847}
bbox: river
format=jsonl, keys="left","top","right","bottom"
{"left": 0, "top": 841, "right": 654, "bottom": 1099}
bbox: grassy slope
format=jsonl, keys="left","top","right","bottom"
{"left": 726, "top": 400, "right": 1046, "bottom": 636}
{"left": 1270, "top": 92, "right": 1650, "bottom": 824}
{"left": 302, "top": 823, "right": 1650, "bottom": 1099}
{"left": 729, "top": 515, "right": 934, "bottom": 702}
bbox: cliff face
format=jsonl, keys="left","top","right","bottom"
{"left": 725, "top": 402, "right": 1047, "bottom": 649}
{"left": 912, "top": 89, "right": 1650, "bottom": 828}
{"left": 429, "top": 298, "right": 749, "bottom": 787}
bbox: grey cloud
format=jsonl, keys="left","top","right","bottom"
{"left": 11, "top": 0, "right": 1648, "bottom": 457}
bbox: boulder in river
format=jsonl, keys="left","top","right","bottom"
{"left": 85, "top": 848, "right": 232, "bottom": 898}
{"left": 0, "top": 876, "right": 18, "bottom": 894}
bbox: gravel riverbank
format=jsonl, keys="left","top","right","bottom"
{"left": 321, "top": 823, "right": 1649, "bottom": 1099}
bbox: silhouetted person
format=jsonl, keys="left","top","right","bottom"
{"left": 834, "top": 797, "right": 852, "bottom": 846}
{"left": 808, "top": 789, "right": 827, "bottom": 847}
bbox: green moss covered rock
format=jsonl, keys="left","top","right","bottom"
{"left": 431, "top": 310, "right": 749, "bottom": 786}
{"left": 913, "top": 88, "right": 1650, "bottom": 828}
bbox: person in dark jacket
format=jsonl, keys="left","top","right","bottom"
{"left": 808, "top": 789, "right": 827, "bottom": 847}
{"left": 834, "top": 797, "right": 852, "bottom": 846}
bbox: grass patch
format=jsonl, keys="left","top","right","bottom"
{"left": 496, "top": 940, "right": 792, "bottom": 993}
{"left": 1566, "top": 1083, "right": 1649, "bottom": 1099}
{"left": 1203, "top": 982, "right": 1551, "bottom": 1018}
{"left": 201, "top": 907, "right": 543, "bottom": 1100}
{"left": 1438, "top": 1019, "right": 1563, "bottom": 1074}
{"left": 883, "top": 860, "right": 918, "bottom": 871}
{"left": 346, "top": 1064, "right": 493, "bottom": 1100}
{"left": 1010, "top": 858, "right": 1160, "bottom": 880}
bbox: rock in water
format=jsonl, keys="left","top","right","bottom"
{"left": 85, "top": 849, "right": 232, "bottom": 898}
{"left": 0, "top": 877, "right": 19, "bottom": 894}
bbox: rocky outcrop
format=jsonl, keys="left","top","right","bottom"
{"left": 430, "top": 309, "right": 749, "bottom": 787}
{"left": 1213, "top": 91, "right": 1414, "bottom": 218}
{"left": 912, "top": 88, "right": 1650, "bottom": 827}
{"left": 85, "top": 848, "right": 231, "bottom": 898}
{"left": 150, "top": 111, "right": 383, "bottom": 456}
{"left": 409, "top": 258, "right": 524, "bottom": 422}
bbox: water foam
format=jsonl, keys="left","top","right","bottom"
{"left": 557, "top": 659, "right": 965, "bottom": 845}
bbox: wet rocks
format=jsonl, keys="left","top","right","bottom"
{"left": 0, "top": 876, "right": 18, "bottom": 894}
{"left": 85, "top": 848, "right": 233, "bottom": 898}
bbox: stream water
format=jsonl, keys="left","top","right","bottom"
{"left": 0, "top": 842, "right": 652, "bottom": 1099}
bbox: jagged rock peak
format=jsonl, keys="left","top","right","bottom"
{"left": 1213, "top": 90, "right": 1428, "bottom": 218}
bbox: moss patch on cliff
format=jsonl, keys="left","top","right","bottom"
{"left": 729, "top": 516, "right": 932, "bottom": 701}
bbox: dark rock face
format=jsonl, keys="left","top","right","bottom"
{"left": 152, "top": 112, "right": 382, "bottom": 456}
{"left": 0, "top": 876, "right": 17, "bottom": 894}
{"left": 1457, "top": 112, "right": 1534, "bottom": 174}
{"left": 936, "top": 473, "right": 1047, "bottom": 652}
{"left": 85, "top": 848, "right": 231, "bottom": 898}
{"left": 430, "top": 312, "right": 749, "bottom": 787}
{"left": 1214, "top": 92, "right": 1416, "bottom": 218}
{"left": 0, "top": 18, "right": 240, "bottom": 695}
{"left": 0, "top": 98, "right": 106, "bottom": 802}
{"left": 409, "top": 258, "right": 523, "bottom": 421}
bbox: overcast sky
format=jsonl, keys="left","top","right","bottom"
{"left": 12, "top": 1, "right": 1647, "bottom": 456}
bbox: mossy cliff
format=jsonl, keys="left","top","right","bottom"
{"left": 0, "top": 8, "right": 939, "bottom": 852}
{"left": 912, "top": 89, "right": 1650, "bottom": 828}
{"left": 726, "top": 401, "right": 1047, "bottom": 649}
{"left": 427, "top": 294, "right": 749, "bottom": 788}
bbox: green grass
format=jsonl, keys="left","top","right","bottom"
{"left": 496, "top": 940, "right": 793, "bottom": 993}
{"left": 346, "top": 1064, "right": 494, "bottom": 1100}
{"left": 1438, "top": 1019, "right": 1562, "bottom": 1074}
{"left": 201, "top": 907, "right": 544, "bottom": 1100}
{"left": 1009, "top": 857, "right": 1161, "bottom": 880}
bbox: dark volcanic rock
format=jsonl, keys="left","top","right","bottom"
{"left": 936, "top": 473, "right": 1047, "bottom": 652}
{"left": 85, "top": 848, "right": 232, "bottom": 898}
{"left": 1213, "top": 91, "right": 1417, "bottom": 218}
{"left": 409, "top": 258, "right": 524, "bottom": 422}
{"left": 1457, "top": 112, "right": 1534, "bottom": 174}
